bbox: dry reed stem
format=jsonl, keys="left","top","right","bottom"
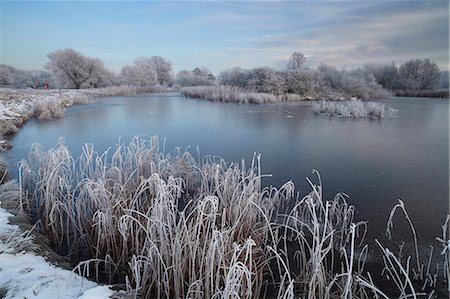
{"left": 16, "top": 137, "right": 449, "bottom": 298}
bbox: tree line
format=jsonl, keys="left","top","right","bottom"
{"left": 0, "top": 49, "right": 447, "bottom": 98}
{"left": 0, "top": 48, "right": 215, "bottom": 89}
{"left": 218, "top": 52, "right": 448, "bottom": 99}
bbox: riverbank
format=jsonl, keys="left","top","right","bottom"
{"left": 0, "top": 88, "right": 90, "bottom": 144}
{"left": 181, "top": 85, "right": 304, "bottom": 103}
{"left": 0, "top": 86, "right": 170, "bottom": 298}
{"left": 180, "top": 85, "right": 391, "bottom": 104}
{"left": 0, "top": 181, "right": 116, "bottom": 299}
{"left": 0, "top": 85, "right": 173, "bottom": 149}
{"left": 12, "top": 136, "right": 450, "bottom": 298}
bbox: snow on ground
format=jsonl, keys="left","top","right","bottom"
{"left": 0, "top": 207, "right": 114, "bottom": 299}
{"left": 0, "top": 88, "right": 91, "bottom": 140}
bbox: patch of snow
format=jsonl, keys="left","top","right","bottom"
{"left": 0, "top": 207, "right": 113, "bottom": 299}
{"left": 78, "top": 286, "right": 115, "bottom": 299}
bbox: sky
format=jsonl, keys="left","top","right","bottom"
{"left": 1, "top": 1, "right": 449, "bottom": 75}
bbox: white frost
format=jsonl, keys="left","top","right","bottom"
{"left": 0, "top": 207, "right": 113, "bottom": 299}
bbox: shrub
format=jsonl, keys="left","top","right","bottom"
{"left": 312, "top": 100, "right": 397, "bottom": 119}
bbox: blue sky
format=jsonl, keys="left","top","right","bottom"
{"left": 1, "top": 1, "right": 448, "bottom": 74}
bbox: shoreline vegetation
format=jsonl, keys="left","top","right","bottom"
{"left": 0, "top": 85, "right": 171, "bottom": 148}
{"left": 181, "top": 85, "right": 301, "bottom": 103}
{"left": 0, "top": 48, "right": 448, "bottom": 298}
{"left": 2, "top": 136, "right": 447, "bottom": 298}
{"left": 394, "top": 89, "right": 449, "bottom": 98}
{"left": 0, "top": 182, "right": 115, "bottom": 298}
{"left": 312, "top": 100, "right": 398, "bottom": 119}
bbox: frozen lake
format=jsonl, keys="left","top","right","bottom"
{"left": 5, "top": 92, "right": 449, "bottom": 254}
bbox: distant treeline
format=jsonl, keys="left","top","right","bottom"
{"left": 217, "top": 53, "right": 448, "bottom": 99}
{"left": 0, "top": 49, "right": 448, "bottom": 99}
{"left": 0, "top": 48, "right": 215, "bottom": 90}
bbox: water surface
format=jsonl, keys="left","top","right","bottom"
{"left": 5, "top": 92, "right": 449, "bottom": 257}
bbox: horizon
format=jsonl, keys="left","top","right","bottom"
{"left": 1, "top": 1, "right": 449, "bottom": 75}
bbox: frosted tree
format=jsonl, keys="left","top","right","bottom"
{"left": 0, "top": 64, "right": 55, "bottom": 88}
{"left": 399, "top": 58, "right": 440, "bottom": 91}
{"left": 45, "top": 48, "right": 113, "bottom": 89}
{"left": 317, "top": 64, "right": 389, "bottom": 100}
{"left": 287, "top": 52, "right": 306, "bottom": 70}
{"left": 283, "top": 68, "right": 322, "bottom": 97}
{"left": 364, "top": 62, "right": 400, "bottom": 90}
{"left": 0, "top": 64, "right": 16, "bottom": 85}
{"left": 120, "top": 58, "right": 158, "bottom": 87}
{"left": 438, "top": 70, "right": 449, "bottom": 89}
{"left": 317, "top": 64, "right": 342, "bottom": 90}
{"left": 175, "top": 67, "right": 215, "bottom": 86}
{"left": 14, "top": 70, "right": 55, "bottom": 89}
{"left": 148, "top": 56, "right": 172, "bottom": 85}
{"left": 247, "top": 67, "right": 284, "bottom": 94}
{"left": 219, "top": 67, "right": 249, "bottom": 88}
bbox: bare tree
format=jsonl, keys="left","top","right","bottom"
{"left": 287, "top": 52, "right": 306, "bottom": 70}
{"left": 0, "top": 64, "right": 55, "bottom": 88}
{"left": 247, "top": 67, "right": 284, "bottom": 94}
{"left": 45, "top": 48, "right": 113, "bottom": 89}
{"left": 399, "top": 58, "right": 440, "bottom": 91}
{"left": 148, "top": 56, "right": 172, "bottom": 85}
{"left": 219, "top": 67, "right": 249, "bottom": 88}
{"left": 175, "top": 67, "right": 215, "bottom": 86}
{"left": 364, "top": 62, "right": 400, "bottom": 90}
{"left": 0, "top": 64, "right": 16, "bottom": 86}
{"left": 438, "top": 70, "right": 449, "bottom": 89}
{"left": 120, "top": 58, "right": 158, "bottom": 87}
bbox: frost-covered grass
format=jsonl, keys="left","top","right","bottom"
{"left": 181, "top": 85, "right": 391, "bottom": 104}
{"left": 80, "top": 84, "right": 170, "bottom": 97}
{"left": 0, "top": 86, "right": 173, "bottom": 143}
{"left": 395, "top": 89, "right": 449, "bottom": 98}
{"left": 17, "top": 136, "right": 450, "bottom": 298}
{"left": 181, "top": 85, "right": 280, "bottom": 103}
{"left": 0, "top": 154, "right": 7, "bottom": 181}
{"left": 312, "top": 99, "right": 398, "bottom": 119}
{"left": 0, "top": 88, "right": 92, "bottom": 135}
{"left": 0, "top": 181, "right": 114, "bottom": 299}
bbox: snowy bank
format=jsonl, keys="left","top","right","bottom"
{"left": 0, "top": 88, "right": 91, "bottom": 136}
{"left": 0, "top": 203, "right": 114, "bottom": 299}
{"left": 180, "top": 85, "right": 304, "bottom": 103}
{"left": 0, "top": 86, "right": 172, "bottom": 145}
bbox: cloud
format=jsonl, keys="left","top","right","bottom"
{"left": 222, "top": 1, "right": 449, "bottom": 69}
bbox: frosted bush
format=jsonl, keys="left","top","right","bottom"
{"left": 82, "top": 85, "right": 168, "bottom": 97}
{"left": 34, "top": 100, "right": 65, "bottom": 120}
{"left": 313, "top": 100, "right": 397, "bottom": 119}
{"left": 181, "top": 85, "right": 278, "bottom": 104}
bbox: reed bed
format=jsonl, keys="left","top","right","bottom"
{"left": 0, "top": 153, "right": 8, "bottom": 182}
{"left": 80, "top": 85, "right": 170, "bottom": 97}
{"left": 0, "top": 88, "right": 92, "bottom": 139}
{"left": 395, "top": 89, "right": 449, "bottom": 99}
{"left": 181, "top": 85, "right": 389, "bottom": 104}
{"left": 17, "top": 137, "right": 449, "bottom": 298}
{"left": 181, "top": 86, "right": 279, "bottom": 104}
{"left": 312, "top": 100, "right": 398, "bottom": 119}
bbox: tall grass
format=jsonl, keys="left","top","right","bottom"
{"left": 312, "top": 100, "right": 398, "bottom": 119}
{"left": 395, "top": 89, "right": 449, "bottom": 98}
{"left": 80, "top": 85, "right": 170, "bottom": 97}
{"left": 17, "top": 137, "right": 449, "bottom": 298}
{"left": 33, "top": 100, "right": 65, "bottom": 120}
{"left": 181, "top": 84, "right": 390, "bottom": 104}
{"left": 0, "top": 153, "right": 8, "bottom": 182}
{"left": 181, "top": 85, "right": 279, "bottom": 104}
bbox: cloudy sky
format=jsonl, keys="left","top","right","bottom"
{"left": 1, "top": 1, "right": 448, "bottom": 74}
